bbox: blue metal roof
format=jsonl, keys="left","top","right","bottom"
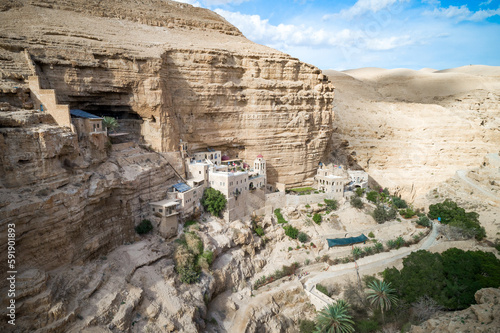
{"left": 172, "top": 182, "right": 191, "bottom": 193}
{"left": 70, "top": 109, "right": 102, "bottom": 119}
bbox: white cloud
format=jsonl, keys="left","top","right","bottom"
{"left": 480, "top": 0, "right": 493, "bottom": 6}
{"left": 421, "top": 0, "right": 440, "bottom": 5}
{"left": 173, "top": 0, "right": 201, "bottom": 7}
{"left": 324, "top": 0, "right": 408, "bottom": 20}
{"left": 426, "top": 5, "right": 500, "bottom": 21}
{"left": 365, "top": 35, "right": 414, "bottom": 50}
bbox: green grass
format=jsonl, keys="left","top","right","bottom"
{"left": 290, "top": 187, "right": 315, "bottom": 193}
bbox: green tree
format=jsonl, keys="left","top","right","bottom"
{"left": 313, "top": 213, "right": 322, "bottom": 224}
{"left": 202, "top": 188, "right": 227, "bottom": 216}
{"left": 102, "top": 116, "right": 119, "bottom": 133}
{"left": 351, "top": 197, "right": 364, "bottom": 209}
{"left": 314, "top": 300, "right": 354, "bottom": 333}
{"left": 366, "top": 280, "right": 398, "bottom": 324}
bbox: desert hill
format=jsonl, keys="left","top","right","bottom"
{"left": 324, "top": 65, "right": 500, "bottom": 202}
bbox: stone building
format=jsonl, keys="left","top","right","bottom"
{"left": 346, "top": 170, "right": 369, "bottom": 190}
{"left": 149, "top": 198, "right": 180, "bottom": 238}
{"left": 315, "top": 163, "right": 348, "bottom": 199}
{"left": 70, "top": 109, "right": 105, "bottom": 136}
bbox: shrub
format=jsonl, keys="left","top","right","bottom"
{"left": 351, "top": 197, "right": 364, "bottom": 209}
{"left": 324, "top": 199, "right": 339, "bottom": 211}
{"left": 366, "top": 191, "right": 379, "bottom": 203}
{"left": 316, "top": 284, "right": 329, "bottom": 296}
{"left": 254, "top": 227, "right": 265, "bottom": 237}
{"left": 317, "top": 203, "right": 323, "bottom": 207}
{"left": 185, "top": 232, "right": 203, "bottom": 256}
{"left": 284, "top": 225, "right": 299, "bottom": 239}
{"left": 386, "top": 239, "right": 397, "bottom": 249}
{"left": 372, "top": 204, "right": 397, "bottom": 223}
{"left": 305, "top": 204, "right": 311, "bottom": 208}
{"left": 363, "top": 246, "right": 373, "bottom": 255}
{"left": 288, "top": 247, "right": 293, "bottom": 251}
{"left": 417, "top": 215, "right": 431, "bottom": 227}
{"left": 202, "top": 188, "right": 227, "bottom": 217}
{"left": 177, "top": 263, "right": 200, "bottom": 284}
{"left": 299, "top": 319, "right": 316, "bottom": 333}
{"left": 298, "top": 232, "right": 308, "bottom": 243}
{"left": 401, "top": 207, "right": 416, "bottom": 218}
{"left": 395, "top": 236, "right": 406, "bottom": 248}
{"left": 392, "top": 196, "right": 408, "bottom": 208}
{"left": 374, "top": 242, "right": 384, "bottom": 252}
{"left": 428, "top": 199, "right": 485, "bottom": 240}
{"left": 274, "top": 208, "right": 288, "bottom": 224}
{"left": 355, "top": 319, "right": 380, "bottom": 333}
{"left": 355, "top": 187, "right": 365, "bottom": 197}
{"left": 198, "top": 250, "right": 214, "bottom": 270}
{"left": 305, "top": 258, "right": 311, "bottom": 265}
{"left": 352, "top": 247, "right": 363, "bottom": 259}
{"left": 135, "top": 219, "right": 153, "bottom": 234}
{"left": 184, "top": 220, "right": 197, "bottom": 229}
{"left": 368, "top": 231, "right": 375, "bottom": 238}
{"left": 313, "top": 213, "right": 322, "bottom": 224}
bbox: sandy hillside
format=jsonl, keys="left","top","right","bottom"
{"left": 324, "top": 65, "right": 500, "bottom": 201}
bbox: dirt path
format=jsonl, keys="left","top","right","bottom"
{"left": 455, "top": 170, "right": 500, "bottom": 201}
{"left": 303, "top": 222, "right": 438, "bottom": 307}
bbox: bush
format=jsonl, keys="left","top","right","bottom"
{"left": 355, "top": 187, "right": 365, "bottom": 197}
{"left": 313, "top": 213, "right": 322, "bottom": 224}
{"left": 355, "top": 319, "right": 380, "bottom": 333}
{"left": 299, "top": 319, "right": 316, "bottom": 333}
{"left": 395, "top": 236, "right": 406, "bottom": 249}
{"left": 305, "top": 204, "right": 311, "bottom": 208}
{"left": 274, "top": 208, "right": 288, "bottom": 224}
{"left": 298, "top": 232, "right": 308, "bottom": 243}
{"left": 386, "top": 239, "right": 397, "bottom": 249}
{"left": 363, "top": 246, "right": 373, "bottom": 255}
{"left": 428, "top": 199, "right": 485, "bottom": 240}
{"left": 324, "top": 199, "right": 339, "bottom": 211}
{"left": 184, "top": 220, "right": 197, "bottom": 229}
{"left": 392, "top": 196, "right": 408, "bottom": 208}
{"left": 284, "top": 225, "right": 299, "bottom": 239}
{"left": 352, "top": 247, "right": 363, "bottom": 259}
{"left": 177, "top": 262, "right": 200, "bottom": 284}
{"left": 198, "top": 250, "right": 214, "bottom": 270}
{"left": 351, "top": 197, "right": 364, "bottom": 209}
{"left": 374, "top": 242, "right": 384, "bottom": 252}
{"left": 316, "top": 284, "right": 329, "bottom": 296}
{"left": 372, "top": 204, "right": 397, "bottom": 223}
{"left": 254, "top": 227, "right": 265, "bottom": 237}
{"left": 417, "top": 215, "right": 431, "bottom": 227}
{"left": 202, "top": 188, "right": 227, "bottom": 217}
{"left": 368, "top": 231, "right": 375, "bottom": 238}
{"left": 366, "top": 191, "right": 379, "bottom": 203}
{"left": 135, "top": 219, "right": 153, "bottom": 234}
{"left": 401, "top": 207, "right": 416, "bottom": 218}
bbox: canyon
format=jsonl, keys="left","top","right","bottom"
{"left": 0, "top": 0, "right": 499, "bottom": 332}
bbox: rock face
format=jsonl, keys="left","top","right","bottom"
{"left": 0, "top": 0, "right": 334, "bottom": 186}
{"left": 410, "top": 288, "right": 500, "bottom": 333}
{"left": 324, "top": 67, "right": 500, "bottom": 200}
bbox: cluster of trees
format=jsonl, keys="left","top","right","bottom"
{"left": 202, "top": 188, "right": 227, "bottom": 217}
{"left": 383, "top": 249, "right": 500, "bottom": 310}
{"left": 428, "top": 199, "right": 486, "bottom": 240}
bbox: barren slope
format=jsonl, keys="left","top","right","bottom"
{"left": 324, "top": 66, "right": 500, "bottom": 200}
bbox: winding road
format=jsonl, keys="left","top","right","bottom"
{"left": 303, "top": 222, "right": 439, "bottom": 307}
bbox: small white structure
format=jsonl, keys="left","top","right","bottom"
{"left": 149, "top": 198, "right": 180, "bottom": 238}
{"left": 315, "top": 163, "right": 348, "bottom": 199}
{"left": 346, "top": 170, "right": 369, "bottom": 190}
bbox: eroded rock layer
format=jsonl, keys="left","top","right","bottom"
{"left": 0, "top": 0, "right": 334, "bottom": 186}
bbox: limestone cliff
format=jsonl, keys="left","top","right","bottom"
{"left": 0, "top": 0, "right": 334, "bottom": 187}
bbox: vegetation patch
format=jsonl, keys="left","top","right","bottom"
{"left": 284, "top": 225, "right": 299, "bottom": 239}
{"left": 254, "top": 262, "right": 299, "bottom": 289}
{"left": 428, "top": 199, "right": 485, "bottom": 240}
{"left": 135, "top": 219, "right": 153, "bottom": 235}
{"left": 174, "top": 232, "right": 213, "bottom": 284}
{"left": 290, "top": 187, "right": 315, "bottom": 194}
{"left": 202, "top": 188, "right": 227, "bottom": 217}
{"left": 383, "top": 248, "right": 500, "bottom": 310}
{"left": 324, "top": 198, "right": 339, "bottom": 211}
{"left": 312, "top": 213, "right": 322, "bottom": 224}
{"left": 372, "top": 204, "right": 397, "bottom": 223}
{"left": 316, "top": 283, "right": 330, "bottom": 297}
{"left": 274, "top": 208, "right": 288, "bottom": 224}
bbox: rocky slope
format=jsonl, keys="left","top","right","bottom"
{"left": 324, "top": 67, "right": 500, "bottom": 200}
{"left": 410, "top": 288, "right": 500, "bottom": 333}
{"left": 0, "top": 0, "right": 334, "bottom": 186}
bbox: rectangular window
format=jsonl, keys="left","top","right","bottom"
{"left": 159, "top": 209, "right": 163, "bottom": 213}
{"left": 199, "top": 171, "right": 202, "bottom": 174}
{"left": 152, "top": 208, "right": 155, "bottom": 211}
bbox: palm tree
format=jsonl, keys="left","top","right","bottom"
{"left": 102, "top": 116, "right": 119, "bottom": 133}
{"left": 366, "top": 280, "right": 398, "bottom": 325}
{"left": 314, "top": 299, "right": 354, "bottom": 333}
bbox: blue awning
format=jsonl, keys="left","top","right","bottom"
{"left": 327, "top": 234, "right": 368, "bottom": 247}
{"left": 70, "top": 109, "right": 102, "bottom": 119}
{"left": 172, "top": 182, "right": 191, "bottom": 193}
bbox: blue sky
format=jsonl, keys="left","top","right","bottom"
{"left": 176, "top": 0, "right": 500, "bottom": 70}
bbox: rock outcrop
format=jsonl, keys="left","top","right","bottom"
{"left": 410, "top": 288, "right": 500, "bottom": 333}
{"left": 0, "top": 0, "right": 334, "bottom": 186}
